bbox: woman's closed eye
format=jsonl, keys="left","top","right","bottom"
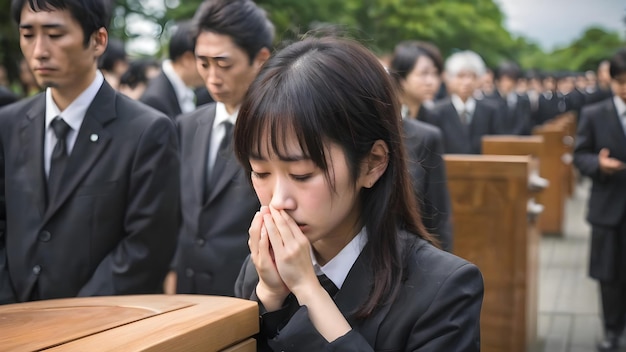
{"left": 291, "top": 174, "right": 312, "bottom": 182}
{"left": 251, "top": 171, "right": 269, "bottom": 179}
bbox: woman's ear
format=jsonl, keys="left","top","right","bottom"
{"left": 361, "top": 139, "right": 389, "bottom": 188}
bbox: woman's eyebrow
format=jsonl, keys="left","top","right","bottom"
{"left": 249, "top": 154, "right": 309, "bottom": 162}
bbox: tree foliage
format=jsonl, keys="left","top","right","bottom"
{"left": 0, "top": 0, "right": 20, "bottom": 84}
{"left": 520, "top": 27, "right": 625, "bottom": 72}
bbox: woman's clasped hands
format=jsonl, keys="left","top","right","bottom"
{"left": 249, "top": 205, "right": 320, "bottom": 311}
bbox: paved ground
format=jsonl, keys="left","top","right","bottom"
{"left": 534, "top": 179, "right": 625, "bottom": 352}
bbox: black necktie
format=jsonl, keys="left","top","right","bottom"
{"left": 459, "top": 109, "right": 469, "bottom": 125}
{"left": 209, "top": 121, "right": 234, "bottom": 185}
{"left": 48, "top": 117, "right": 71, "bottom": 203}
{"left": 317, "top": 273, "right": 339, "bottom": 297}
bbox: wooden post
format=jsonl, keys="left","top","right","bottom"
{"left": 533, "top": 123, "right": 570, "bottom": 236}
{"left": 445, "top": 154, "right": 539, "bottom": 352}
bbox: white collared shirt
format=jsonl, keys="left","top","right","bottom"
{"left": 44, "top": 71, "right": 104, "bottom": 177}
{"left": 506, "top": 92, "right": 518, "bottom": 109}
{"left": 311, "top": 228, "right": 368, "bottom": 290}
{"left": 207, "top": 102, "right": 239, "bottom": 176}
{"left": 162, "top": 59, "right": 196, "bottom": 114}
{"left": 613, "top": 95, "right": 626, "bottom": 135}
{"left": 451, "top": 94, "right": 476, "bottom": 124}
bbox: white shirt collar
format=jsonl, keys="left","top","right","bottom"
{"left": 162, "top": 59, "right": 196, "bottom": 114}
{"left": 207, "top": 102, "right": 240, "bottom": 172}
{"left": 451, "top": 94, "right": 476, "bottom": 116}
{"left": 45, "top": 70, "right": 104, "bottom": 132}
{"left": 613, "top": 95, "right": 626, "bottom": 118}
{"left": 311, "top": 228, "right": 368, "bottom": 290}
{"left": 214, "top": 101, "right": 239, "bottom": 127}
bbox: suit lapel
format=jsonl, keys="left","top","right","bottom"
{"left": 606, "top": 100, "right": 626, "bottom": 149}
{"left": 447, "top": 102, "right": 469, "bottom": 138}
{"left": 21, "top": 95, "right": 47, "bottom": 219}
{"left": 470, "top": 102, "right": 485, "bottom": 136}
{"left": 206, "top": 149, "right": 240, "bottom": 204}
{"left": 42, "top": 84, "right": 115, "bottom": 225}
{"left": 192, "top": 105, "right": 215, "bottom": 206}
{"left": 334, "top": 247, "right": 393, "bottom": 347}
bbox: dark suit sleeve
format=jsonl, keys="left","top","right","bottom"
{"left": 420, "top": 129, "right": 453, "bottom": 252}
{"left": 406, "top": 263, "right": 483, "bottom": 352}
{"left": 78, "top": 116, "right": 181, "bottom": 296}
{"left": 0, "top": 133, "right": 16, "bottom": 304}
{"left": 573, "top": 106, "right": 601, "bottom": 180}
{"left": 140, "top": 95, "right": 174, "bottom": 119}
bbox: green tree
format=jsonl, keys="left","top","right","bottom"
{"left": 518, "top": 27, "right": 625, "bottom": 72}
{"left": 0, "top": 0, "right": 21, "bottom": 90}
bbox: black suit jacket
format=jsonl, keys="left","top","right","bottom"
{"left": 402, "top": 118, "right": 453, "bottom": 251}
{"left": 140, "top": 72, "right": 182, "bottom": 119}
{"left": 0, "top": 83, "right": 180, "bottom": 304}
{"left": 423, "top": 98, "right": 500, "bottom": 154}
{"left": 175, "top": 104, "right": 260, "bottom": 296}
{"left": 235, "top": 233, "right": 483, "bottom": 351}
{"left": 585, "top": 86, "right": 612, "bottom": 106}
{"left": 532, "top": 92, "right": 568, "bottom": 126}
{"left": 485, "top": 91, "right": 532, "bottom": 135}
{"left": 573, "top": 98, "right": 626, "bottom": 280}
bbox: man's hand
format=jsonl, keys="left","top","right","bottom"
{"left": 163, "top": 271, "right": 177, "bottom": 294}
{"left": 598, "top": 148, "right": 626, "bottom": 174}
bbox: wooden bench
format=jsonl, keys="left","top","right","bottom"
{"left": 532, "top": 122, "right": 572, "bottom": 236}
{"left": 0, "top": 295, "right": 259, "bottom": 352}
{"left": 543, "top": 112, "right": 577, "bottom": 197}
{"left": 445, "top": 154, "right": 539, "bottom": 352}
{"left": 482, "top": 135, "right": 548, "bottom": 228}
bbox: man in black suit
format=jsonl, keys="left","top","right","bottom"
{"left": 486, "top": 61, "right": 532, "bottom": 135}
{"left": 164, "top": 0, "right": 272, "bottom": 296}
{"left": 423, "top": 50, "right": 500, "bottom": 154}
{"left": 140, "top": 21, "right": 204, "bottom": 119}
{"left": 0, "top": 0, "right": 180, "bottom": 304}
{"left": 586, "top": 60, "right": 613, "bottom": 106}
{"left": 574, "top": 48, "right": 626, "bottom": 351}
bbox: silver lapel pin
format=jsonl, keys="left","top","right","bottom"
{"left": 90, "top": 134, "right": 99, "bottom": 142}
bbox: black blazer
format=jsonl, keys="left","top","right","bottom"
{"left": 585, "top": 86, "right": 612, "bottom": 106}
{"left": 402, "top": 118, "right": 453, "bottom": 251}
{"left": 423, "top": 97, "right": 500, "bottom": 154}
{"left": 175, "top": 104, "right": 260, "bottom": 296}
{"left": 574, "top": 98, "right": 626, "bottom": 227}
{"left": 235, "top": 233, "right": 483, "bottom": 351}
{"left": 0, "top": 83, "right": 180, "bottom": 304}
{"left": 139, "top": 72, "right": 182, "bottom": 119}
{"left": 485, "top": 91, "right": 532, "bottom": 135}
{"left": 532, "top": 92, "right": 568, "bottom": 126}
{"left": 573, "top": 98, "right": 626, "bottom": 281}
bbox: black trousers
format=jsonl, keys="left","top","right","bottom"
{"left": 597, "top": 217, "right": 626, "bottom": 334}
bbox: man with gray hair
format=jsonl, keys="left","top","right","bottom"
{"left": 423, "top": 50, "right": 501, "bottom": 154}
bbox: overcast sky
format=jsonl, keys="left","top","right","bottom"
{"left": 495, "top": 0, "right": 625, "bottom": 50}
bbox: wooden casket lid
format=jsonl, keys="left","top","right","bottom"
{"left": 0, "top": 294, "right": 258, "bottom": 352}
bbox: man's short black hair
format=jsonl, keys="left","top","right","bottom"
{"left": 192, "top": 0, "right": 274, "bottom": 63}
{"left": 494, "top": 61, "right": 522, "bottom": 81}
{"left": 98, "top": 37, "right": 127, "bottom": 71}
{"left": 169, "top": 21, "right": 195, "bottom": 62}
{"left": 609, "top": 48, "right": 626, "bottom": 79}
{"left": 11, "top": 0, "right": 112, "bottom": 47}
